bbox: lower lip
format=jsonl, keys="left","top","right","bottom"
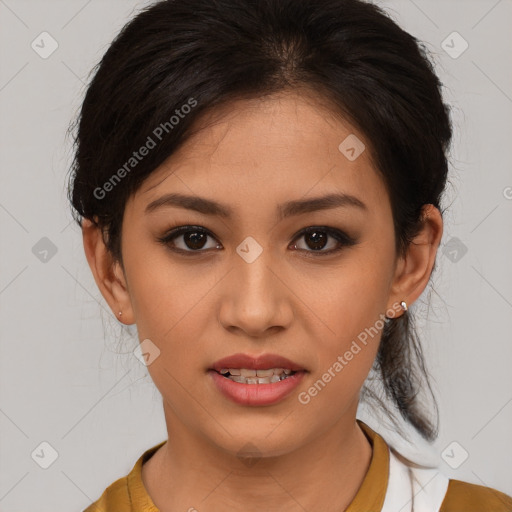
{"left": 208, "top": 370, "right": 306, "bottom": 406}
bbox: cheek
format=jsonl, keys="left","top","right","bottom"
{"left": 309, "top": 241, "right": 395, "bottom": 332}
{"left": 313, "top": 295, "right": 383, "bottom": 387}
{"left": 303, "top": 244, "right": 395, "bottom": 390}
{"left": 124, "top": 241, "right": 210, "bottom": 339}
{"left": 298, "top": 293, "right": 385, "bottom": 422}
{"left": 125, "top": 255, "right": 211, "bottom": 406}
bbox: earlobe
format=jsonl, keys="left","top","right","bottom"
{"left": 387, "top": 204, "right": 443, "bottom": 315}
{"left": 81, "top": 218, "right": 135, "bottom": 324}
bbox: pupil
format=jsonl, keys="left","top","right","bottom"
{"left": 185, "top": 231, "right": 206, "bottom": 250}
{"left": 306, "top": 231, "right": 327, "bottom": 250}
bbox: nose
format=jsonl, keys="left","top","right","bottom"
{"left": 217, "top": 245, "right": 293, "bottom": 338}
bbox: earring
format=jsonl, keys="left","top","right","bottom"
{"left": 118, "top": 311, "right": 123, "bottom": 316}
{"left": 400, "top": 301, "right": 408, "bottom": 311}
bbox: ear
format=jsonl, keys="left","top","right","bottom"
{"left": 81, "top": 218, "right": 135, "bottom": 325}
{"left": 386, "top": 204, "right": 443, "bottom": 316}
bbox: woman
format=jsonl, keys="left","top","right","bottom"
{"left": 68, "top": 0, "right": 512, "bottom": 510}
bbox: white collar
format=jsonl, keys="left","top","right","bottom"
{"left": 381, "top": 447, "right": 449, "bottom": 512}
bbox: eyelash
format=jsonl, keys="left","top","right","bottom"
{"left": 156, "top": 225, "right": 357, "bottom": 257}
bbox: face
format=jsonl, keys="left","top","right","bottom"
{"left": 114, "top": 90, "right": 405, "bottom": 457}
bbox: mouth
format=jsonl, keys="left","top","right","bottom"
{"left": 208, "top": 352, "right": 307, "bottom": 405}
{"left": 216, "top": 367, "right": 297, "bottom": 384}
{"left": 208, "top": 359, "right": 307, "bottom": 406}
{"left": 210, "top": 352, "right": 306, "bottom": 380}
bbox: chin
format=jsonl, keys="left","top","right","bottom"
{"left": 207, "top": 422, "right": 307, "bottom": 460}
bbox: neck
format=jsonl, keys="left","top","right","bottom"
{"left": 142, "top": 404, "right": 373, "bottom": 512}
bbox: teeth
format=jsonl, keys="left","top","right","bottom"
{"left": 218, "top": 367, "right": 297, "bottom": 384}
{"left": 230, "top": 375, "right": 289, "bottom": 384}
{"left": 255, "top": 369, "right": 274, "bottom": 377}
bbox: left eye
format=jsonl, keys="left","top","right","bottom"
{"left": 158, "top": 225, "right": 355, "bottom": 255}
{"left": 290, "top": 227, "right": 355, "bottom": 255}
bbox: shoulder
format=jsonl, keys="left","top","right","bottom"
{"left": 82, "top": 475, "right": 131, "bottom": 512}
{"left": 81, "top": 440, "right": 166, "bottom": 512}
{"left": 440, "top": 479, "right": 512, "bottom": 512}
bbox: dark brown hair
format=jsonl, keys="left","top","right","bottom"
{"left": 67, "top": 0, "right": 452, "bottom": 441}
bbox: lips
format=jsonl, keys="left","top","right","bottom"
{"left": 210, "top": 352, "right": 306, "bottom": 373}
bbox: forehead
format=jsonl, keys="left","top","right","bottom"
{"left": 131, "top": 90, "right": 389, "bottom": 217}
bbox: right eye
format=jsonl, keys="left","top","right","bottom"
{"left": 157, "top": 225, "right": 222, "bottom": 253}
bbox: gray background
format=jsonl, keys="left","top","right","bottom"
{"left": 0, "top": 0, "right": 511, "bottom": 510}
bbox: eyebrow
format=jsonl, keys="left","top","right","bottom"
{"left": 144, "top": 192, "right": 367, "bottom": 220}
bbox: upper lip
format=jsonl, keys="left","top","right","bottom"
{"left": 210, "top": 353, "right": 306, "bottom": 372}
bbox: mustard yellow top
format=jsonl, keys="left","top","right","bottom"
{"left": 83, "top": 421, "right": 512, "bottom": 512}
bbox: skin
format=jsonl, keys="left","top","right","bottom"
{"left": 82, "top": 89, "right": 443, "bottom": 512}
